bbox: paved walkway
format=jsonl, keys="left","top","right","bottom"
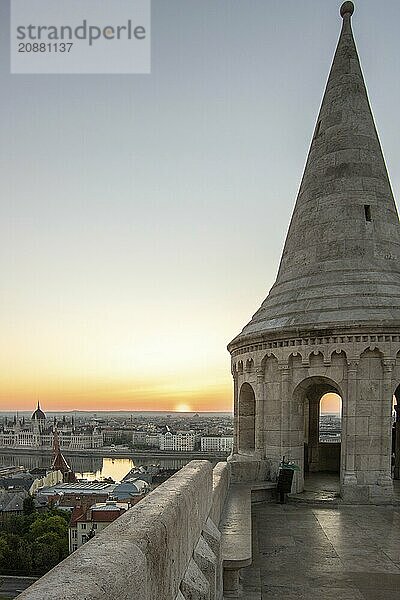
{"left": 241, "top": 502, "right": 400, "bottom": 600}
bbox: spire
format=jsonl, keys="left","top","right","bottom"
{"left": 340, "top": 1, "right": 354, "bottom": 19}
{"left": 230, "top": 2, "right": 400, "bottom": 345}
{"left": 52, "top": 426, "right": 76, "bottom": 481}
{"left": 31, "top": 400, "right": 46, "bottom": 421}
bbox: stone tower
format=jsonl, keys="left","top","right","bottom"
{"left": 228, "top": 2, "right": 400, "bottom": 503}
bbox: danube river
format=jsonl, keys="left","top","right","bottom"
{"left": 0, "top": 452, "right": 193, "bottom": 481}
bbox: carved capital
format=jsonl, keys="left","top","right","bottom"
{"left": 278, "top": 362, "right": 290, "bottom": 380}
{"left": 383, "top": 358, "right": 395, "bottom": 374}
{"left": 347, "top": 359, "right": 359, "bottom": 374}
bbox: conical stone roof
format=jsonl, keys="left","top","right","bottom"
{"left": 230, "top": 2, "right": 400, "bottom": 348}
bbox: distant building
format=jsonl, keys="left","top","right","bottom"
{"left": 39, "top": 481, "right": 116, "bottom": 510}
{"left": 102, "top": 428, "right": 131, "bottom": 446}
{"left": 200, "top": 436, "right": 233, "bottom": 453}
{"left": 111, "top": 479, "right": 150, "bottom": 504}
{"left": 159, "top": 428, "right": 196, "bottom": 451}
{"left": 0, "top": 469, "right": 63, "bottom": 495}
{"left": 132, "top": 431, "right": 147, "bottom": 445}
{"left": 51, "top": 428, "right": 77, "bottom": 483}
{"left": 39, "top": 479, "right": 149, "bottom": 511}
{"left": 0, "top": 489, "right": 28, "bottom": 520}
{"left": 145, "top": 434, "right": 161, "bottom": 448}
{"left": 0, "top": 402, "right": 103, "bottom": 450}
{"left": 132, "top": 431, "right": 160, "bottom": 448}
{"left": 69, "top": 501, "right": 128, "bottom": 553}
{"left": 319, "top": 414, "right": 342, "bottom": 443}
{"left": 29, "top": 469, "right": 64, "bottom": 495}
{"left": 132, "top": 428, "right": 197, "bottom": 451}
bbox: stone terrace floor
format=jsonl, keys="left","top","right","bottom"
{"left": 241, "top": 502, "right": 400, "bottom": 600}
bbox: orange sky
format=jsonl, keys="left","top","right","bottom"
{"left": 0, "top": 371, "right": 342, "bottom": 414}
{"left": 0, "top": 375, "right": 233, "bottom": 413}
{"left": 0, "top": 306, "right": 343, "bottom": 414}
{"left": 320, "top": 393, "right": 342, "bottom": 415}
{"left": 0, "top": 301, "right": 343, "bottom": 413}
{"left": 0, "top": 303, "right": 236, "bottom": 412}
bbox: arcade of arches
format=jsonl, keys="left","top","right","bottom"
{"left": 231, "top": 345, "right": 400, "bottom": 504}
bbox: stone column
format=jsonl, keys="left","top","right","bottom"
{"left": 280, "top": 363, "right": 303, "bottom": 492}
{"left": 308, "top": 397, "right": 320, "bottom": 473}
{"left": 255, "top": 366, "right": 265, "bottom": 456}
{"left": 232, "top": 370, "right": 239, "bottom": 454}
{"left": 280, "top": 364, "right": 290, "bottom": 457}
{"left": 377, "top": 360, "right": 395, "bottom": 494}
{"left": 394, "top": 404, "right": 400, "bottom": 480}
{"left": 342, "top": 360, "right": 358, "bottom": 496}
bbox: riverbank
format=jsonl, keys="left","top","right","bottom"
{"left": 0, "top": 446, "right": 229, "bottom": 461}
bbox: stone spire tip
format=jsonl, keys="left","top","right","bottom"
{"left": 340, "top": 1, "right": 354, "bottom": 18}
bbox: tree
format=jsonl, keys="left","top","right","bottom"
{"left": 0, "top": 537, "right": 11, "bottom": 571}
{"left": 29, "top": 515, "right": 68, "bottom": 540}
{"left": 0, "top": 533, "right": 33, "bottom": 573}
{"left": 0, "top": 509, "right": 69, "bottom": 576}
{"left": 23, "top": 496, "right": 36, "bottom": 516}
{"left": 32, "top": 541, "right": 58, "bottom": 574}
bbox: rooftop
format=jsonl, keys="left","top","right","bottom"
{"left": 91, "top": 502, "right": 129, "bottom": 512}
{"left": 40, "top": 481, "right": 116, "bottom": 495}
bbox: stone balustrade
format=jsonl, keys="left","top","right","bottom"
{"left": 18, "top": 460, "right": 232, "bottom": 600}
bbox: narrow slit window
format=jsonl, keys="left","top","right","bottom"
{"left": 364, "top": 205, "right": 372, "bottom": 222}
{"left": 314, "top": 120, "right": 321, "bottom": 138}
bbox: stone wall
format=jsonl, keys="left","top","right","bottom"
{"left": 18, "top": 460, "right": 231, "bottom": 600}
{"left": 229, "top": 330, "right": 399, "bottom": 502}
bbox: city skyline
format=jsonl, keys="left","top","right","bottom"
{"left": 1, "top": 1, "right": 400, "bottom": 413}
{"left": 0, "top": 393, "right": 342, "bottom": 415}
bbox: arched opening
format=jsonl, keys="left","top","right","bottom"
{"left": 317, "top": 393, "right": 342, "bottom": 475}
{"left": 295, "top": 376, "right": 343, "bottom": 495}
{"left": 238, "top": 383, "right": 255, "bottom": 453}
{"left": 319, "top": 393, "right": 342, "bottom": 442}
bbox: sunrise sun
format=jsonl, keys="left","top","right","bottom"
{"left": 175, "top": 403, "right": 191, "bottom": 413}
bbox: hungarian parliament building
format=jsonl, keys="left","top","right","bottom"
{"left": 0, "top": 402, "right": 104, "bottom": 450}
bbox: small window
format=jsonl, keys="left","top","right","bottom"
{"left": 314, "top": 120, "right": 321, "bottom": 138}
{"left": 364, "top": 205, "right": 372, "bottom": 222}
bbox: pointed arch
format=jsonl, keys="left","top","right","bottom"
{"left": 238, "top": 382, "right": 256, "bottom": 452}
{"left": 245, "top": 358, "right": 254, "bottom": 373}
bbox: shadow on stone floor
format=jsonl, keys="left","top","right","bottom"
{"left": 238, "top": 502, "right": 400, "bottom": 600}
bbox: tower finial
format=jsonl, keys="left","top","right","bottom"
{"left": 340, "top": 1, "right": 354, "bottom": 18}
